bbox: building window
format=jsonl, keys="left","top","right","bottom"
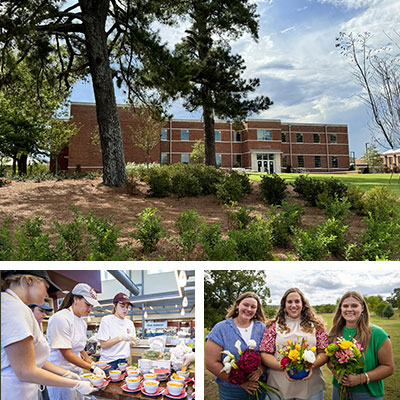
{"left": 181, "top": 153, "right": 189, "bottom": 164}
{"left": 215, "top": 130, "right": 221, "bottom": 142}
{"left": 161, "top": 152, "right": 168, "bottom": 164}
{"left": 296, "top": 133, "right": 303, "bottom": 143}
{"left": 216, "top": 153, "right": 222, "bottom": 167}
{"left": 181, "top": 130, "right": 189, "bottom": 141}
{"left": 313, "top": 134, "right": 320, "bottom": 143}
{"left": 314, "top": 156, "right": 321, "bottom": 168}
{"left": 283, "top": 155, "right": 288, "bottom": 168}
{"left": 298, "top": 155, "right": 304, "bottom": 168}
{"left": 234, "top": 154, "right": 242, "bottom": 167}
{"left": 257, "top": 129, "right": 272, "bottom": 141}
{"left": 330, "top": 134, "right": 337, "bottom": 144}
{"left": 161, "top": 128, "right": 168, "bottom": 141}
{"left": 234, "top": 131, "right": 242, "bottom": 142}
{"left": 281, "top": 132, "right": 287, "bottom": 142}
{"left": 331, "top": 156, "right": 338, "bottom": 168}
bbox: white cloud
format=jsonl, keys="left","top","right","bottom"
{"left": 316, "top": 0, "right": 375, "bottom": 9}
{"left": 280, "top": 26, "right": 296, "bottom": 34}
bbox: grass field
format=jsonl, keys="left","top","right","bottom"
{"left": 249, "top": 173, "right": 400, "bottom": 196}
{"left": 205, "top": 311, "right": 400, "bottom": 400}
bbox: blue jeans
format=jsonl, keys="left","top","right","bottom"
{"left": 218, "top": 384, "right": 266, "bottom": 400}
{"left": 332, "top": 386, "right": 382, "bottom": 400}
{"left": 267, "top": 389, "right": 323, "bottom": 400}
{"left": 104, "top": 358, "right": 128, "bottom": 375}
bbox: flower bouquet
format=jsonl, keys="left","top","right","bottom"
{"left": 221, "top": 340, "right": 281, "bottom": 400}
{"left": 325, "top": 337, "right": 365, "bottom": 400}
{"left": 278, "top": 338, "right": 316, "bottom": 380}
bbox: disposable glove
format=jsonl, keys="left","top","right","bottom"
{"left": 119, "top": 333, "right": 134, "bottom": 341}
{"left": 62, "top": 370, "right": 80, "bottom": 380}
{"left": 73, "top": 380, "right": 95, "bottom": 395}
{"left": 182, "top": 352, "right": 195, "bottom": 366}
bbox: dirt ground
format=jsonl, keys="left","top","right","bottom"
{"left": 0, "top": 178, "right": 366, "bottom": 260}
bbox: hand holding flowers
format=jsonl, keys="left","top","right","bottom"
{"left": 325, "top": 337, "right": 365, "bottom": 400}
{"left": 220, "top": 340, "right": 281, "bottom": 399}
{"left": 278, "top": 338, "right": 316, "bottom": 381}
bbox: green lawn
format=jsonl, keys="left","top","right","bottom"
{"left": 248, "top": 173, "right": 400, "bottom": 196}
{"left": 205, "top": 311, "right": 400, "bottom": 400}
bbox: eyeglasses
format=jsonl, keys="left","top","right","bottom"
{"left": 118, "top": 302, "right": 129, "bottom": 309}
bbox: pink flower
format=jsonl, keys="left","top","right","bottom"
{"left": 236, "top": 349, "right": 261, "bottom": 374}
{"left": 280, "top": 357, "right": 291, "bottom": 369}
{"left": 228, "top": 367, "right": 246, "bottom": 385}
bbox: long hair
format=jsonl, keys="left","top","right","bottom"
{"left": 225, "top": 292, "right": 266, "bottom": 323}
{"left": 268, "top": 288, "right": 325, "bottom": 333}
{"left": 329, "top": 291, "right": 371, "bottom": 351}
{"left": 58, "top": 292, "right": 83, "bottom": 311}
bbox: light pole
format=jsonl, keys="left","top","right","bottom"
{"left": 365, "top": 142, "right": 370, "bottom": 172}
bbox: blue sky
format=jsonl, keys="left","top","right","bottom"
{"left": 70, "top": 0, "right": 400, "bottom": 158}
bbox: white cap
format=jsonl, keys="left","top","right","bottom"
{"left": 72, "top": 283, "right": 101, "bottom": 307}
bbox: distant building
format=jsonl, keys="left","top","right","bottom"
{"left": 53, "top": 102, "right": 350, "bottom": 173}
{"left": 381, "top": 148, "right": 400, "bottom": 172}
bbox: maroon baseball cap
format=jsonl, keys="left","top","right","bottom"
{"left": 113, "top": 292, "right": 133, "bottom": 306}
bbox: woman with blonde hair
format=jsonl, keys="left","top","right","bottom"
{"left": 46, "top": 283, "right": 104, "bottom": 400}
{"left": 328, "top": 291, "right": 394, "bottom": 400}
{"left": 260, "top": 288, "right": 328, "bottom": 400}
{"left": 205, "top": 292, "right": 268, "bottom": 400}
{"left": 1, "top": 271, "right": 94, "bottom": 400}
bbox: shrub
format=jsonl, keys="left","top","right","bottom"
{"left": 227, "top": 215, "right": 273, "bottom": 260}
{"left": 202, "top": 238, "right": 237, "bottom": 261}
{"left": 174, "top": 210, "right": 203, "bottom": 259}
{"left": 346, "top": 186, "right": 365, "bottom": 213}
{"left": 85, "top": 214, "right": 124, "bottom": 260}
{"left": 147, "top": 168, "right": 171, "bottom": 197}
{"left": 323, "top": 177, "right": 348, "bottom": 200}
{"left": 292, "top": 175, "right": 326, "bottom": 206}
{"left": 216, "top": 171, "right": 251, "bottom": 203}
{"left": 14, "top": 216, "right": 55, "bottom": 260}
{"left": 170, "top": 169, "right": 202, "bottom": 198}
{"left": 125, "top": 173, "right": 138, "bottom": 195}
{"left": 225, "top": 203, "right": 253, "bottom": 230}
{"left": 260, "top": 174, "right": 287, "bottom": 205}
{"left": 0, "top": 218, "right": 13, "bottom": 260}
{"left": 269, "top": 201, "right": 304, "bottom": 248}
{"left": 53, "top": 208, "right": 86, "bottom": 260}
{"left": 317, "top": 193, "right": 351, "bottom": 221}
{"left": 383, "top": 304, "right": 394, "bottom": 319}
{"left": 131, "top": 208, "right": 165, "bottom": 254}
{"left": 360, "top": 186, "right": 400, "bottom": 220}
{"left": 198, "top": 222, "right": 225, "bottom": 259}
{"left": 189, "top": 165, "right": 224, "bottom": 195}
{"left": 0, "top": 177, "right": 12, "bottom": 187}
{"left": 318, "top": 218, "right": 348, "bottom": 257}
{"left": 293, "top": 226, "right": 332, "bottom": 261}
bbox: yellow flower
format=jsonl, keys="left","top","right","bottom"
{"left": 288, "top": 349, "right": 299, "bottom": 361}
{"left": 311, "top": 346, "right": 316, "bottom": 352}
{"left": 339, "top": 340, "right": 353, "bottom": 350}
{"left": 295, "top": 344, "right": 301, "bottom": 351}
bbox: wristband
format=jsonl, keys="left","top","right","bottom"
{"left": 364, "top": 372, "right": 370, "bottom": 384}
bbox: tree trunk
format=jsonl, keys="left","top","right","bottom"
{"left": 80, "top": 0, "right": 126, "bottom": 187}
{"left": 17, "top": 154, "right": 28, "bottom": 175}
{"left": 203, "top": 105, "right": 216, "bottom": 166}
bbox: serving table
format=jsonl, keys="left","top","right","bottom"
{"left": 92, "top": 378, "right": 194, "bottom": 400}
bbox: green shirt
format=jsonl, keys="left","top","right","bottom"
{"left": 332, "top": 324, "right": 389, "bottom": 397}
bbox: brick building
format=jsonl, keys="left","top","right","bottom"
{"left": 57, "top": 102, "right": 350, "bottom": 173}
{"left": 381, "top": 148, "right": 400, "bottom": 172}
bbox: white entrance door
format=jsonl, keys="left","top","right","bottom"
{"left": 256, "top": 154, "right": 274, "bottom": 173}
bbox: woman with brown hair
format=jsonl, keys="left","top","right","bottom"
{"left": 260, "top": 288, "right": 328, "bottom": 400}
{"left": 46, "top": 283, "right": 104, "bottom": 400}
{"left": 205, "top": 292, "right": 268, "bottom": 400}
{"left": 328, "top": 291, "right": 394, "bottom": 400}
{"left": 97, "top": 292, "right": 139, "bottom": 372}
{"left": 1, "top": 271, "right": 95, "bottom": 400}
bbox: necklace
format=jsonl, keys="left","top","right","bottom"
{"left": 343, "top": 326, "right": 357, "bottom": 340}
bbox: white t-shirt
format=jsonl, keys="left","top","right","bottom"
{"left": 237, "top": 320, "right": 254, "bottom": 345}
{"left": 1, "top": 289, "right": 50, "bottom": 400}
{"left": 97, "top": 314, "right": 136, "bottom": 363}
{"left": 47, "top": 308, "right": 87, "bottom": 373}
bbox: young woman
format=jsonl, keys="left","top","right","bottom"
{"left": 328, "top": 291, "right": 394, "bottom": 400}
{"left": 46, "top": 283, "right": 104, "bottom": 400}
{"left": 97, "top": 292, "right": 139, "bottom": 371}
{"left": 1, "top": 271, "right": 94, "bottom": 400}
{"left": 205, "top": 292, "right": 268, "bottom": 400}
{"left": 260, "top": 288, "right": 328, "bottom": 400}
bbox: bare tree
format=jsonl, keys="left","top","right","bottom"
{"left": 336, "top": 31, "right": 400, "bottom": 149}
